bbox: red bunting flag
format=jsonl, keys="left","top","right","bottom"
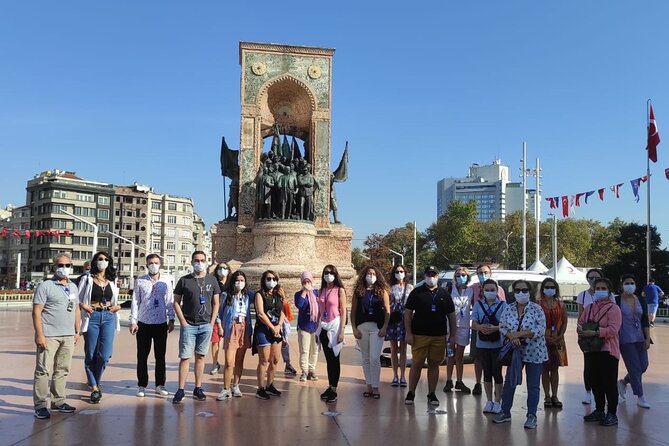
{"left": 25, "top": 230, "right": 31, "bottom": 238}
{"left": 648, "top": 104, "right": 660, "bottom": 163}
{"left": 665, "top": 168, "right": 669, "bottom": 180}
{"left": 52, "top": 230, "right": 60, "bottom": 238}
{"left": 0, "top": 228, "right": 7, "bottom": 238}
{"left": 610, "top": 183, "right": 623, "bottom": 198}
{"left": 12, "top": 230, "right": 20, "bottom": 238}
{"left": 575, "top": 193, "right": 585, "bottom": 207}
{"left": 64, "top": 229, "right": 71, "bottom": 236}
{"left": 561, "top": 196, "right": 569, "bottom": 217}
{"left": 598, "top": 188, "right": 605, "bottom": 200}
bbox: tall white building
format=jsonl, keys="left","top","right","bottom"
{"left": 437, "top": 159, "right": 538, "bottom": 222}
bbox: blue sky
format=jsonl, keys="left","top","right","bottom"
{"left": 2, "top": 1, "right": 669, "bottom": 253}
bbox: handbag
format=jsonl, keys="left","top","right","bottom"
{"left": 388, "top": 285, "right": 407, "bottom": 325}
{"left": 578, "top": 305, "right": 612, "bottom": 353}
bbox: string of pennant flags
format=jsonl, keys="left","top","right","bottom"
{"left": 0, "top": 229, "right": 71, "bottom": 238}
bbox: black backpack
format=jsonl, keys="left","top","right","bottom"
{"left": 477, "top": 300, "right": 503, "bottom": 342}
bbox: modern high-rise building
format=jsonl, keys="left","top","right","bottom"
{"left": 437, "top": 159, "right": 539, "bottom": 222}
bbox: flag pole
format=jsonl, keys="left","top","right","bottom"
{"left": 646, "top": 99, "right": 652, "bottom": 284}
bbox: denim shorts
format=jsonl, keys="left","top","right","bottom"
{"left": 179, "top": 323, "right": 213, "bottom": 358}
{"left": 254, "top": 324, "right": 282, "bottom": 347}
{"left": 648, "top": 303, "right": 658, "bottom": 315}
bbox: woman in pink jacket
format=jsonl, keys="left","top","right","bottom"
{"left": 577, "top": 277, "right": 622, "bottom": 427}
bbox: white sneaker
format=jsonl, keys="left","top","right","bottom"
{"left": 617, "top": 379, "right": 627, "bottom": 402}
{"left": 216, "top": 388, "right": 232, "bottom": 401}
{"left": 491, "top": 402, "right": 502, "bottom": 414}
{"left": 231, "top": 385, "right": 243, "bottom": 397}
{"left": 637, "top": 396, "right": 651, "bottom": 409}
{"left": 136, "top": 387, "right": 146, "bottom": 397}
{"left": 156, "top": 385, "right": 169, "bottom": 396}
{"left": 483, "top": 401, "right": 494, "bottom": 413}
{"left": 582, "top": 391, "right": 592, "bottom": 405}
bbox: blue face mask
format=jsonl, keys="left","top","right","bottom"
{"left": 593, "top": 290, "right": 609, "bottom": 301}
{"left": 478, "top": 274, "right": 489, "bottom": 283}
{"left": 455, "top": 275, "right": 468, "bottom": 285}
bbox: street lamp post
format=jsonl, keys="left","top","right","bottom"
{"left": 547, "top": 213, "right": 558, "bottom": 278}
{"left": 62, "top": 209, "right": 98, "bottom": 261}
{"left": 387, "top": 248, "right": 404, "bottom": 268}
{"left": 504, "top": 231, "right": 514, "bottom": 268}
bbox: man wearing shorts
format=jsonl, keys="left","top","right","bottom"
{"left": 172, "top": 251, "right": 220, "bottom": 403}
{"left": 642, "top": 278, "right": 664, "bottom": 327}
{"left": 404, "top": 265, "right": 456, "bottom": 406}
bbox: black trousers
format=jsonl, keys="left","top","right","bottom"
{"left": 137, "top": 322, "right": 168, "bottom": 388}
{"left": 319, "top": 330, "right": 340, "bottom": 388}
{"left": 586, "top": 351, "right": 619, "bottom": 414}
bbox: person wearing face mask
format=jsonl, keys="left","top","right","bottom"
{"left": 210, "top": 262, "right": 232, "bottom": 375}
{"left": 615, "top": 274, "right": 651, "bottom": 409}
{"left": 577, "top": 277, "right": 622, "bottom": 426}
{"left": 32, "top": 252, "right": 81, "bottom": 419}
{"left": 385, "top": 264, "right": 414, "bottom": 388}
{"left": 253, "top": 270, "right": 285, "bottom": 400}
{"left": 130, "top": 254, "right": 175, "bottom": 398}
{"left": 351, "top": 266, "right": 391, "bottom": 399}
{"left": 444, "top": 266, "right": 473, "bottom": 394}
{"left": 294, "top": 271, "right": 321, "bottom": 382}
{"left": 172, "top": 251, "right": 221, "bottom": 404}
{"left": 538, "top": 278, "right": 568, "bottom": 409}
{"left": 467, "top": 264, "right": 506, "bottom": 396}
{"left": 216, "top": 271, "right": 253, "bottom": 400}
{"left": 471, "top": 279, "right": 508, "bottom": 415}
{"left": 404, "top": 266, "right": 457, "bottom": 406}
{"left": 493, "top": 280, "right": 547, "bottom": 429}
{"left": 78, "top": 251, "right": 121, "bottom": 404}
{"left": 73, "top": 261, "right": 91, "bottom": 288}
{"left": 316, "top": 265, "right": 347, "bottom": 403}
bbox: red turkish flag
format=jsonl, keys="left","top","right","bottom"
{"left": 648, "top": 105, "right": 660, "bottom": 162}
{"left": 64, "top": 229, "right": 71, "bottom": 236}
{"left": 561, "top": 196, "right": 569, "bottom": 217}
{"left": 0, "top": 228, "right": 7, "bottom": 238}
{"left": 25, "top": 230, "right": 31, "bottom": 238}
{"left": 52, "top": 230, "right": 60, "bottom": 238}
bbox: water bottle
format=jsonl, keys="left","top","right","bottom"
{"left": 447, "top": 345, "right": 454, "bottom": 358}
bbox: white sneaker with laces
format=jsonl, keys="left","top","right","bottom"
{"left": 491, "top": 402, "right": 502, "bottom": 414}
{"left": 137, "top": 387, "right": 146, "bottom": 397}
{"left": 617, "top": 379, "right": 627, "bottom": 402}
{"left": 483, "top": 401, "right": 494, "bottom": 413}
{"left": 232, "top": 385, "right": 243, "bottom": 397}
{"left": 156, "top": 386, "right": 169, "bottom": 396}
{"left": 637, "top": 396, "right": 651, "bottom": 409}
{"left": 217, "top": 388, "right": 232, "bottom": 401}
{"left": 582, "top": 391, "right": 592, "bottom": 405}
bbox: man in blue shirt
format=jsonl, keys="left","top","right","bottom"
{"left": 642, "top": 278, "right": 664, "bottom": 327}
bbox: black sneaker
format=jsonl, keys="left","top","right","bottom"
{"left": 599, "top": 412, "right": 618, "bottom": 426}
{"left": 266, "top": 383, "right": 282, "bottom": 396}
{"left": 324, "top": 390, "right": 338, "bottom": 403}
{"left": 427, "top": 392, "right": 440, "bottom": 407}
{"left": 193, "top": 387, "right": 206, "bottom": 401}
{"left": 90, "top": 390, "right": 102, "bottom": 404}
{"left": 472, "top": 383, "right": 482, "bottom": 395}
{"left": 320, "top": 387, "right": 334, "bottom": 400}
{"left": 455, "top": 381, "right": 471, "bottom": 394}
{"left": 34, "top": 408, "right": 50, "bottom": 419}
{"left": 583, "top": 409, "right": 605, "bottom": 422}
{"left": 443, "top": 379, "right": 453, "bottom": 393}
{"left": 51, "top": 403, "right": 76, "bottom": 413}
{"left": 172, "top": 388, "right": 185, "bottom": 404}
{"left": 405, "top": 391, "right": 415, "bottom": 405}
{"left": 256, "top": 388, "right": 270, "bottom": 400}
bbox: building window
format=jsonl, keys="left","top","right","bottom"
{"left": 166, "top": 228, "right": 176, "bottom": 237}
{"left": 181, "top": 242, "right": 190, "bottom": 251}
{"left": 152, "top": 241, "right": 161, "bottom": 250}
{"left": 167, "top": 215, "right": 177, "bottom": 224}
{"left": 167, "top": 255, "right": 175, "bottom": 264}
{"left": 74, "top": 206, "right": 96, "bottom": 217}
{"left": 98, "top": 223, "right": 109, "bottom": 233}
{"left": 75, "top": 193, "right": 95, "bottom": 202}
{"left": 151, "top": 201, "right": 162, "bottom": 210}
{"left": 98, "top": 209, "right": 109, "bottom": 220}
{"left": 166, "top": 241, "right": 176, "bottom": 250}
{"left": 168, "top": 202, "right": 177, "bottom": 211}
{"left": 182, "top": 217, "right": 191, "bottom": 226}
{"left": 98, "top": 238, "right": 109, "bottom": 247}
{"left": 180, "top": 230, "right": 191, "bottom": 238}
{"left": 151, "top": 215, "right": 161, "bottom": 223}
{"left": 98, "top": 196, "right": 110, "bottom": 206}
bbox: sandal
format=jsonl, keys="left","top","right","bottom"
{"left": 551, "top": 396, "right": 563, "bottom": 408}
{"left": 391, "top": 377, "right": 399, "bottom": 387}
{"left": 544, "top": 397, "right": 553, "bottom": 408}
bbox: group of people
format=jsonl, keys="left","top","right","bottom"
{"left": 31, "top": 253, "right": 655, "bottom": 430}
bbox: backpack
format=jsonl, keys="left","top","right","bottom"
{"left": 477, "top": 300, "right": 503, "bottom": 342}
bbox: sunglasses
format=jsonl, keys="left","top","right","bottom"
{"left": 455, "top": 274, "right": 467, "bottom": 278}
{"left": 97, "top": 257, "right": 108, "bottom": 262}
{"left": 57, "top": 263, "right": 72, "bottom": 268}
{"left": 323, "top": 270, "right": 334, "bottom": 275}
{"left": 595, "top": 287, "right": 609, "bottom": 291}
{"left": 544, "top": 286, "right": 556, "bottom": 290}
{"left": 587, "top": 276, "right": 599, "bottom": 280}
{"left": 514, "top": 288, "right": 530, "bottom": 293}
{"left": 265, "top": 277, "right": 277, "bottom": 281}
{"left": 396, "top": 270, "right": 405, "bottom": 274}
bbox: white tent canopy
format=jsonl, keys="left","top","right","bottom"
{"left": 546, "top": 257, "right": 588, "bottom": 283}
{"left": 528, "top": 260, "right": 549, "bottom": 274}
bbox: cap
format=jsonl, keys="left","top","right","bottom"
{"left": 424, "top": 265, "right": 439, "bottom": 276}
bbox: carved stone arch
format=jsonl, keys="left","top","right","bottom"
{"left": 256, "top": 74, "right": 317, "bottom": 141}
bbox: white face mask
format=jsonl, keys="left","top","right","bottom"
{"left": 55, "top": 267, "right": 71, "bottom": 279}
{"left": 483, "top": 290, "right": 498, "bottom": 301}
{"left": 147, "top": 264, "right": 160, "bottom": 275}
{"left": 266, "top": 279, "right": 277, "bottom": 289}
{"left": 424, "top": 276, "right": 438, "bottom": 287}
{"left": 303, "top": 282, "right": 313, "bottom": 291}
{"left": 623, "top": 284, "right": 636, "bottom": 294}
{"left": 395, "top": 272, "right": 405, "bottom": 280}
{"left": 235, "top": 281, "right": 245, "bottom": 291}
{"left": 218, "top": 267, "right": 229, "bottom": 277}
{"left": 366, "top": 274, "right": 377, "bottom": 285}
{"left": 192, "top": 261, "right": 207, "bottom": 273}
{"left": 324, "top": 274, "right": 335, "bottom": 284}
{"left": 96, "top": 260, "right": 109, "bottom": 271}
{"left": 515, "top": 292, "right": 530, "bottom": 304}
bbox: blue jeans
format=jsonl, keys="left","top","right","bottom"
{"left": 83, "top": 310, "right": 117, "bottom": 387}
{"left": 501, "top": 361, "right": 542, "bottom": 417}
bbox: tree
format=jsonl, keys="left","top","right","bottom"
{"left": 360, "top": 223, "right": 428, "bottom": 281}
{"left": 426, "top": 200, "right": 481, "bottom": 268}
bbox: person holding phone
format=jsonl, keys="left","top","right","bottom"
{"left": 129, "top": 254, "right": 175, "bottom": 398}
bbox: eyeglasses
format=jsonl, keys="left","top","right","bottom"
{"left": 57, "top": 263, "right": 72, "bottom": 268}
{"left": 514, "top": 288, "right": 530, "bottom": 293}
{"left": 544, "top": 286, "right": 556, "bottom": 290}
